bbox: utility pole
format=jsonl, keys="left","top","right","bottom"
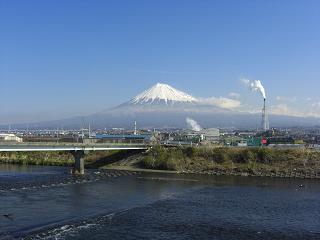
{"left": 56, "top": 125, "right": 59, "bottom": 143}
{"left": 81, "top": 117, "right": 85, "bottom": 140}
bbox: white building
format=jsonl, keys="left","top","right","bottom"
{"left": 0, "top": 134, "right": 23, "bottom": 143}
{"left": 200, "top": 128, "right": 220, "bottom": 142}
{"left": 178, "top": 128, "right": 220, "bottom": 143}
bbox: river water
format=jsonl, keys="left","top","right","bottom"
{"left": 0, "top": 164, "right": 319, "bottom": 240}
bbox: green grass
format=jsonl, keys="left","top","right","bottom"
{"left": 2, "top": 147, "right": 320, "bottom": 176}
{"left": 0, "top": 151, "right": 73, "bottom": 166}
{"left": 140, "top": 145, "right": 320, "bottom": 173}
{"left": 0, "top": 150, "right": 129, "bottom": 167}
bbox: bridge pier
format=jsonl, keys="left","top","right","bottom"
{"left": 70, "top": 150, "right": 85, "bottom": 175}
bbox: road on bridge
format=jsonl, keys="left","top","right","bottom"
{"left": 0, "top": 143, "right": 148, "bottom": 152}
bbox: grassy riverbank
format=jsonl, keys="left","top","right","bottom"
{"left": 1, "top": 146, "right": 320, "bottom": 178}
{"left": 0, "top": 151, "right": 74, "bottom": 166}
{"left": 0, "top": 150, "right": 140, "bottom": 168}
{"left": 137, "top": 146, "right": 320, "bottom": 177}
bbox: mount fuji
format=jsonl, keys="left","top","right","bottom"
{"left": 113, "top": 83, "right": 230, "bottom": 114}
{"left": 86, "top": 83, "right": 236, "bottom": 128}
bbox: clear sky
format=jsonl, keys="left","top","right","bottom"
{"left": 1, "top": 0, "right": 320, "bottom": 124}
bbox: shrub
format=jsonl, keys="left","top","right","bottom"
{"left": 184, "top": 147, "right": 195, "bottom": 158}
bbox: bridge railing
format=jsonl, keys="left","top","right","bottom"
{"left": 0, "top": 142, "right": 148, "bottom": 147}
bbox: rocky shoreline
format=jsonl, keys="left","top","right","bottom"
{"left": 106, "top": 165, "right": 320, "bottom": 179}
{"left": 180, "top": 169, "right": 320, "bottom": 179}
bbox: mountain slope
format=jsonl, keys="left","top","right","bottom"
{"left": 129, "top": 83, "right": 198, "bottom": 104}
{"left": 113, "top": 83, "right": 229, "bottom": 114}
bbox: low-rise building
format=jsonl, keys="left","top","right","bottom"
{"left": 200, "top": 128, "right": 220, "bottom": 142}
{"left": 95, "top": 134, "right": 151, "bottom": 144}
{"left": 0, "top": 133, "right": 23, "bottom": 143}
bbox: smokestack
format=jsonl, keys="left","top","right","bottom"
{"left": 242, "top": 78, "right": 269, "bottom": 131}
{"left": 261, "top": 98, "right": 269, "bottom": 131}
{"left": 134, "top": 121, "right": 137, "bottom": 135}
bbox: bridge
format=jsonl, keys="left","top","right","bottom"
{"left": 0, "top": 143, "right": 149, "bottom": 174}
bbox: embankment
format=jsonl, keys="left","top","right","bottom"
{"left": 1, "top": 146, "right": 320, "bottom": 179}
{"left": 137, "top": 146, "right": 320, "bottom": 178}
{"left": 0, "top": 150, "right": 143, "bottom": 168}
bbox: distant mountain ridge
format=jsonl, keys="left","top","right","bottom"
{"left": 4, "top": 83, "right": 320, "bottom": 129}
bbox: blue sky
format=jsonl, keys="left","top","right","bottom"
{"left": 1, "top": 0, "right": 320, "bottom": 124}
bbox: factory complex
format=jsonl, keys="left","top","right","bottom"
{"left": 2, "top": 119, "right": 320, "bottom": 150}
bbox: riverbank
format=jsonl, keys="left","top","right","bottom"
{"left": 1, "top": 146, "right": 320, "bottom": 179}
{"left": 0, "top": 150, "right": 141, "bottom": 167}
{"left": 114, "top": 146, "right": 320, "bottom": 179}
{"left": 0, "top": 151, "right": 74, "bottom": 166}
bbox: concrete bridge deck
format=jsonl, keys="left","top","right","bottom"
{"left": 0, "top": 143, "right": 148, "bottom": 152}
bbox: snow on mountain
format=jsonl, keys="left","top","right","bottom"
{"left": 129, "top": 83, "right": 198, "bottom": 104}
{"left": 113, "top": 82, "right": 230, "bottom": 114}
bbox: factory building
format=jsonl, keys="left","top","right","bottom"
{"left": 174, "top": 128, "right": 220, "bottom": 144}
{"left": 95, "top": 134, "right": 152, "bottom": 144}
{"left": 199, "top": 128, "right": 220, "bottom": 142}
{"left": 0, "top": 133, "right": 23, "bottom": 143}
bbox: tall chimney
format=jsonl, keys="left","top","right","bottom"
{"left": 261, "top": 98, "right": 269, "bottom": 131}
{"left": 134, "top": 121, "right": 137, "bottom": 135}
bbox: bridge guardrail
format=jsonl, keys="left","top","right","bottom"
{"left": 0, "top": 142, "right": 148, "bottom": 147}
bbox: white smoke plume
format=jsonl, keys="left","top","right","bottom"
{"left": 241, "top": 79, "right": 266, "bottom": 99}
{"left": 186, "top": 117, "right": 202, "bottom": 131}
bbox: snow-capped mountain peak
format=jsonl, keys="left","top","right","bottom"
{"left": 130, "top": 83, "right": 198, "bottom": 104}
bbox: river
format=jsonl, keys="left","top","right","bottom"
{"left": 0, "top": 164, "right": 319, "bottom": 239}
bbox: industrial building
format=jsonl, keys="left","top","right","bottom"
{"left": 0, "top": 133, "right": 23, "bottom": 143}
{"left": 95, "top": 134, "right": 152, "bottom": 144}
{"left": 172, "top": 128, "right": 220, "bottom": 144}
{"left": 199, "top": 128, "right": 220, "bottom": 142}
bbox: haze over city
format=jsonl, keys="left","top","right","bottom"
{"left": 1, "top": 0, "right": 320, "bottom": 125}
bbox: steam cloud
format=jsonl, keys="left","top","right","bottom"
{"left": 241, "top": 79, "right": 266, "bottom": 99}
{"left": 186, "top": 117, "right": 202, "bottom": 131}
